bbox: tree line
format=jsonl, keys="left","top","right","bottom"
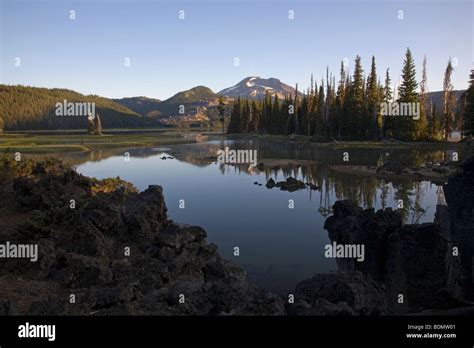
{"left": 227, "top": 48, "right": 473, "bottom": 141}
{"left": 0, "top": 85, "right": 157, "bottom": 132}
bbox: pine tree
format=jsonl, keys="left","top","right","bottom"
{"left": 248, "top": 100, "right": 259, "bottom": 132}
{"left": 262, "top": 91, "right": 272, "bottom": 133}
{"left": 381, "top": 68, "right": 392, "bottom": 138}
{"left": 293, "top": 84, "right": 300, "bottom": 134}
{"left": 306, "top": 75, "right": 316, "bottom": 136}
{"left": 272, "top": 94, "right": 280, "bottom": 134}
{"left": 349, "top": 55, "right": 365, "bottom": 139}
{"left": 335, "top": 62, "right": 346, "bottom": 140}
{"left": 398, "top": 48, "right": 419, "bottom": 140}
{"left": 240, "top": 99, "right": 250, "bottom": 132}
{"left": 314, "top": 82, "right": 325, "bottom": 140}
{"left": 417, "top": 55, "right": 429, "bottom": 140}
{"left": 366, "top": 56, "right": 379, "bottom": 139}
{"left": 442, "top": 60, "right": 454, "bottom": 141}
{"left": 227, "top": 97, "right": 241, "bottom": 133}
{"left": 299, "top": 92, "right": 308, "bottom": 136}
{"left": 217, "top": 95, "right": 226, "bottom": 134}
{"left": 384, "top": 68, "right": 392, "bottom": 102}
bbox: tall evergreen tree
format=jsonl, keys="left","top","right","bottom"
{"left": 248, "top": 100, "right": 259, "bottom": 132}
{"left": 227, "top": 97, "right": 242, "bottom": 133}
{"left": 335, "top": 62, "right": 347, "bottom": 140}
{"left": 442, "top": 59, "right": 455, "bottom": 141}
{"left": 383, "top": 68, "right": 392, "bottom": 102}
{"left": 398, "top": 48, "right": 419, "bottom": 140}
{"left": 348, "top": 55, "right": 365, "bottom": 139}
{"left": 284, "top": 93, "right": 295, "bottom": 135}
{"left": 272, "top": 94, "right": 280, "bottom": 134}
{"left": 366, "top": 56, "right": 379, "bottom": 139}
{"left": 217, "top": 95, "right": 226, "bottom": 134}
{"left": 417, "top": 55, "right": 429, "bottom": 140}
{"left": 293, "top": 84, "right": 300, "bottom": 134}
{"left": 381, "top": 68, "right": 393, "bottom": 138}
{"left": 314, "top": 82, "right": 325, "bottom": 139}
{"left": 240, "top": 99, "right": 250, "bottom": 132}
{"left": 262, "top": 91, "right": 272, "bottom": 132}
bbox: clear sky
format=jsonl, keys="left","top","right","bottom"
{"left": 1, "top": 0, "right": 472, "bottom": 99}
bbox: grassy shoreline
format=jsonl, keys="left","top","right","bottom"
{"left": 0, "top": 131, "right": 197, "bottom": 155}
{"left": 227, "top": 132, "right": 472, "bottom": 149}
{"left": 1, "top": 130, "right": 471, "bottom": 155}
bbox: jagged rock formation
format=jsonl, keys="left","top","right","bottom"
{"left": 0, "top": 157, "right": 283, "bottom": 315}
{"left": 324, "top": 155, "right": 474, "bottom": 314}
{"left": 444, "top": 155, "right": 474, "bottom": 301}
{"left": 324, "top": 201, "right": 452, "bottom": 313}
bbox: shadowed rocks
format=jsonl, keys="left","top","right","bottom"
{"left": 444, "top": 154, "right": 474, "bottom": 301}
{"left": 323, "top": 155, "right": 474, "bottom": 314}
{"left": 265, "top": 177, "right": 307, "bottom": 192}
{"left": 288, "top": 272, "right": 388, "bottom": 315}
{"left": 0, "top": 156, "right": 284, "bottom": 315}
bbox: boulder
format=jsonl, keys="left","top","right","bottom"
{"left": 289, "top": 272, "right": 388, "bottom": 315}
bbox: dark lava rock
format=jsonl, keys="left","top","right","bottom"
{"left": 0, "top": 156, "right": 287, "bottom": 316}
{"left": 288, "top": 272, "right": 388, "bottom": 315}
{"left": 444, "top": 155, "right": 474, "bottom": 301}
{"left": 265, "top": 178, "right": 276, "bottom": 188}
{"left": 266, "top": 177, "right": 306, "bottom": 192}
{"left": 324, "top": 200, "right": 451, "bottom": 313}
{"left": 0, "top": 300, "right": 19, "bottom": 315}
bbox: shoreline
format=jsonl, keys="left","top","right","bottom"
{"left": 0, "top": 131, "right": 198, "bottom": 155}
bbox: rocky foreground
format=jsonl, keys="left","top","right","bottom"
{"left": 0, "top": 155, "right": 473, "bottom": 316}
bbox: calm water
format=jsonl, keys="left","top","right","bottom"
{"left": 72, "top": 137, "right": 456, "bottom": 293}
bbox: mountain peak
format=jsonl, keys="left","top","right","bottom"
{"left": 219, "top": 77, "right": 300, "bottom": 99}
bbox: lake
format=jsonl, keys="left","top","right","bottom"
{"left": 72, "top": 135, "right": 458, "bottom": 294}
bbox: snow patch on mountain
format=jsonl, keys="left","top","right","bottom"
{"left": 218, "top": 77, "right": 300, "bottom": 99}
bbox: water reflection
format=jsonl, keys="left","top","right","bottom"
{"left": 66, "top": 138, "right": 470, "bottom": 293}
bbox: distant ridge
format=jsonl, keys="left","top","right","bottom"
{"left": 112, "top": 96, "right": 162, "bottom": 118}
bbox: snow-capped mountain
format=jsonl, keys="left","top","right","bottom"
{"left": 218, "top": 77, "right": 301, "bottom": 99}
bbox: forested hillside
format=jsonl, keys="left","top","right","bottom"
{"left": 0, "top": 85, "right": 158, "bottom": 131}
{"left": 155, "top": 86, "right": 218, "bottom": 115}
{"left": 112, "top": 96, "right": 162, "bottom": 118}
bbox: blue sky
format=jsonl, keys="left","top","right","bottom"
{"left": 1, "top": 0, "right": 472, "bottom": 99}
